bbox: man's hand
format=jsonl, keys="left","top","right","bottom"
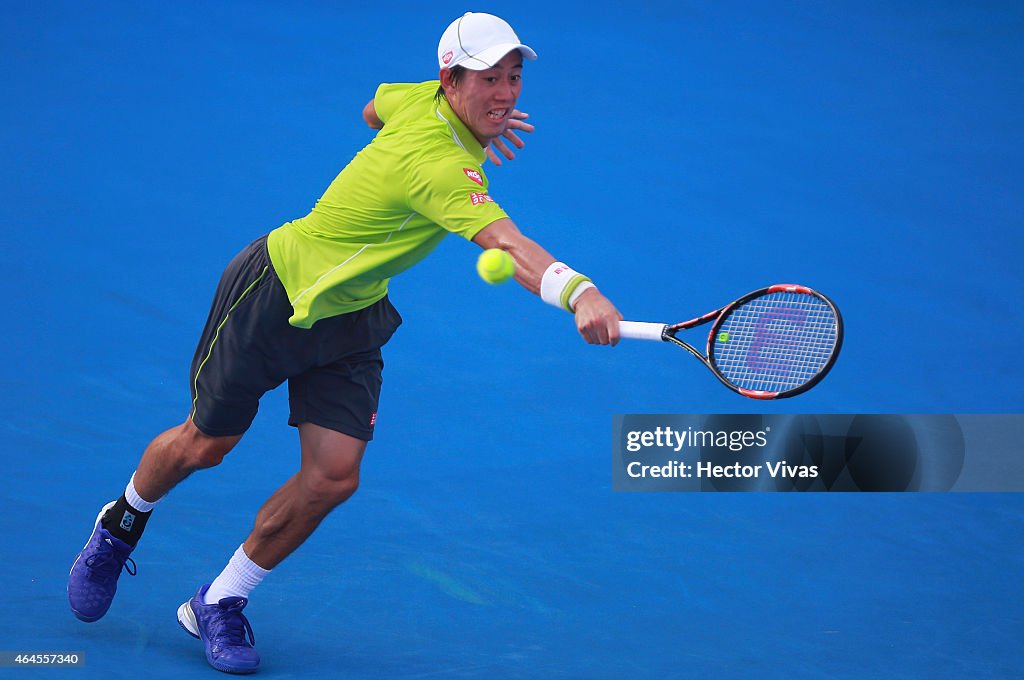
{"left": 486, "top": 110, "right": 534, "bottom": 166}
{"left": 573, "top": 287, "right": 624, "bottom": 346}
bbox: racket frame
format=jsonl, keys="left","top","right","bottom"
{"left": 659, "top": 284, "right": 843, "bottom": 399}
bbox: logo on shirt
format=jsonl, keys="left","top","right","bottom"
{"left": 470, "top": 192, "right": 495, "bottom": 206}
{"left": 463, "top": 168, "right": 483, "bottom": 186}
{"left": 442, "top": 50, "right": 454, "bottom": 65}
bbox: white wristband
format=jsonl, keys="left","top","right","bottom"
{"left": 540, "top": 262, "right": 593, "bottom": 312}
{"left": 568, "top": 281, "right": 596, "bottom": 310}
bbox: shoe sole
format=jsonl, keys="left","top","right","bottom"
{"left": 68, "top": 501, "right": 117, "bottom": 623}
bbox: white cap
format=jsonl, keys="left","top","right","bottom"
{"left": 437, "top": 12, "right": 537, "bottom": 71}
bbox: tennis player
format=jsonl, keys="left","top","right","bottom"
{"left": 68, "top": 12, "right": 622, "bottom": 675}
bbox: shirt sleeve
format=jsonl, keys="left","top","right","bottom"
{"left": 373, "top": 83, "right": 417, "bottom": 124}
{"left": 406, "top": 157, "right": 509, "bottom": 240}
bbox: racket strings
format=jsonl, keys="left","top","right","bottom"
{"left": 712, "top": 292, "right": 838, "bottom": 393}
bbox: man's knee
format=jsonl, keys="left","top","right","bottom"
{"left": 304, "top": 463, "right": 361, "bottom": 508}
{"left": 298, "top": 424, "right": 366, "bottom": 508}
{"left": 176, "top": 420, "right": 242, "bottom": 470}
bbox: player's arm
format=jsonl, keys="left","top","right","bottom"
{"left": 473, "top": 218, "right": 552, "bottom": 293}
{"left": 363, "top": 99, "right": 383, "bottom": 130}
{"left": 473, "top": 218, "right": 623, "bottom": 345}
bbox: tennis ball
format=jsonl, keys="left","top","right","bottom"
{"left": 476, "top": 248, "right": 515, "bottom": 284}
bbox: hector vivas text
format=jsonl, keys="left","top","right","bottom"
{"left": 623, "top": 426, "right": 819, "bottom": 480}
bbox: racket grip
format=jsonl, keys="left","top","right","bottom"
{"left": 618, "top": 321, "right": 667, "bottom": 342}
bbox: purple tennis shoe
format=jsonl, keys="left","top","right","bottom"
{"left": 68, "top": 501, "right": 137, "bottom": 622}
{"left": 177, "top": 584, "right": 260, "bottom": 674}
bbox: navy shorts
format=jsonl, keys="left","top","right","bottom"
{"left": 188, "top": 235, "right": 402, "bottom": 440}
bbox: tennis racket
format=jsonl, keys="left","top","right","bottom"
{"left": 619, "top": 284, "right": 843, "bottom": 399}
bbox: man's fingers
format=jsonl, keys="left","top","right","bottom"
{"left": 485, "top": 146, "right": 503, "bottom": 166}
{"left": 580, "top": 322, "right": 610, "bottom": 345}
{"left": 575, "top": 292, "right": 624, "bottom": 346}
{"left": 502, "top": 130, "right": 526, "bottom": 150}
{"left": 610, "top": 311, "right": 623, "bottom": 346}
{"left": 604, "top": 318, "right": 620, "bottom": 346}
{"left": 506, "top": 119, "right": 535, "bottom": 134}
{"left": 491, "top": 138, "right": 515, "bottom": 160}
{"left": 579, "top": 314, "right": 623, "bottom": 346}
{"left": 485, "top": 112, "right": 533, "bottom": 166}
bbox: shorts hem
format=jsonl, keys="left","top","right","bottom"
{"left": 288, "top": 417, "right": 374, "bottom": 442}
{"left": 190, "top": 413, "right": 250, "bottom": 438}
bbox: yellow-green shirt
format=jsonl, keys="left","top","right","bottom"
{"left": 267, "top": 80, "right": 509, "bottom": 328}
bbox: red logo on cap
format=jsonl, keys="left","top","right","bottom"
{"left": 442, "top": 50, "right": 454, "bottom": 65}
{"left": 463, "top": 168, "right": 483, "bottom": 185}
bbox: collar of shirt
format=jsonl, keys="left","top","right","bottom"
{"left": 435, "top": 98, "right": 487, "bottom": 164}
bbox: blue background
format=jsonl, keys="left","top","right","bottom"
{"left": 2, "top": 1, "right": 1022, "bottom": 677}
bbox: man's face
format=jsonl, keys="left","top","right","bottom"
{"left": 445, "top": 50, "right": 523, "bottom": 146}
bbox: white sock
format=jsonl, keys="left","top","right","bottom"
{"left": 204, "top": 545, "right": 270, "bottom": 604}
{"left": 125, "top": 473, "right": 159, "bottom": 512}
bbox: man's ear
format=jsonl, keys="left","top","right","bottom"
{"left": 439, "top": 69, "right": 456, "bottom": 95}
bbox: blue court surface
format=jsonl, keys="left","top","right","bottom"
{"left": 3, "top": 1, "right": 1022, "bottom": 678}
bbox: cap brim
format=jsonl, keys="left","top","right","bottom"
{"left": 457, "top": 43, "right": 538, "bottom": 70}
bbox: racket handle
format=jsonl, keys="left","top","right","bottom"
{"left": 619, "top": 321, "right": 667, "bottom": 342}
